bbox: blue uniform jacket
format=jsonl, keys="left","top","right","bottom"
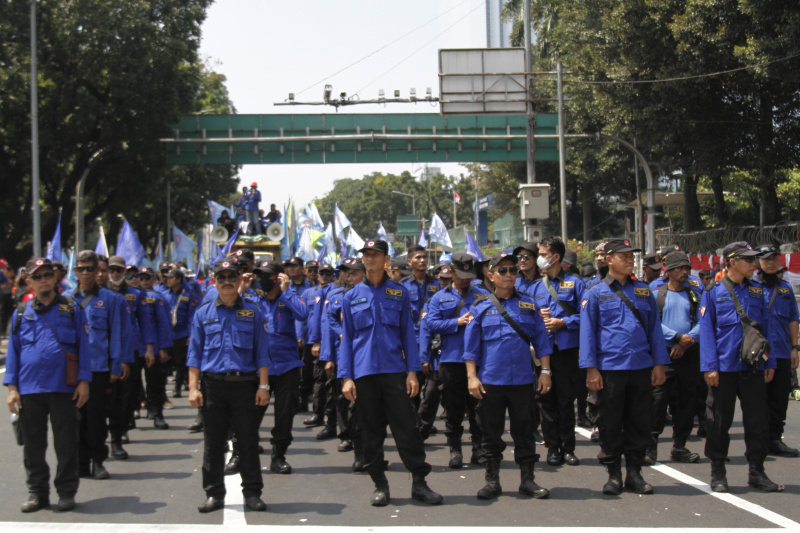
{"left": 514, "top": 275, "right": 538, "bottom": 297}
{"left": 306, "top": 283, "right": 332, "bottom": 344}
{"left": 530, "top": 271, "right": 584, "bottom": 350}
{"left": 258, "top": 289, "right": 309, "bottom": 376}
{"left": 187, "top": 296, "right": 271, "bottom": 373}
{"left": 64, "top": 285, "right": 125, "bottom": 376}
{"left": 700, "top": 277, "right": 776, "bottom": 371}
{"left": 426, "top": 285, "right": 490, "bottom": 364}
{"left": 320, "top": 286, "right": 346, "bottom": 364}
{"left": 4, "top": 297, "right": 93, "bottom": 394}
{"left": 463, "top": 291, "right": 552, "bottom": 386}
{"left": 579, "top": 278, "right": 670, "bottom": 371}
{"left": 757, "top": 275, "right": 800, "bottom": 360}
{"left": 162, "top": 287, "right": 198, "bottom": 339}
{"left": 244, "top": 189, "right": 261, "bottom": 211}
{"left": 135, "top": 289, "right": 174, "bottom": 353}
{"left": 400, "top": 275, "right": 441, "bottom": 335}
{"left": 114, "top": 284, "right": 142, "bottom": 364}
{"left": 338, "top": 275, "right": 419, "bottom": 380}
{"left": 289, "top": 280, "right": 312, "bottom": 342}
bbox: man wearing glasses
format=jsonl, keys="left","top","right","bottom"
{"left": 5, "top": 258, "right": 92, "bottom": 512}
{"left": 700, "top": 241, "right": 778, "bottom": 493}
{"left": 580, "top": 240, "right": 669, "bottom": 495}
{"left": 64, "top": 251, "right": 125, "bottom": 481}
{"left": 512, "top": 242, "right": 539, "bottom": 296}
{"left": 464, "top": 253, "right": 553, "bottom": 500}
{"left": 187, "top": 260, "right": 271, "bottom": 513}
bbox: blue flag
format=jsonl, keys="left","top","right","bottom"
{"left": 94, "top": 226, "right": 109, "bottom": 257}
{"left": 65, "top": 248, "right": 77, "bottom": 290}
{"left": 334, "top": 204, "right": 352, "bottom": 239}
{"left": 214, "top": 228, "right": 240, "bottom": 265}
{"left": 172, "top": 225, "right": 196, "bottom": 263}
{"left": 418, "top": 227, "right": 428, "bottom": 248}
{"left": 116, "top": 220, "right": 145, "bottom": 267}
{"left": 46, "top": 210, "right": 62, "bottom": 262}
{"left": 154, "top": 233, "right": 164, "bottom": 268}
{"left": 377, "top": 222, "right": 395, "bottom": 258}
{"left": 465, "top": 230, "right": 484, "bottom": 261}
{"left": 208, "top": 200, "right": 229, "bottom": 226}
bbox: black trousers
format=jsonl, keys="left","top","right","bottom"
{"left": 335, "top": 376, "right": 358, "bottom": 440}
{"left": 144, "top": 356, "right": 167, "bottom": 414}
{"left": 767, "top": 358, "right": 793, "bottom": 440}
{"left": 201, "top": 377, "right": 263, "bottom": 499}
{"left": 312, "top": 359, "right": 335, "bottom": 424}
{"left": 417, "top": 370, "right": 441, "bottom": 437}
{"left": 539, "top": 346, "right": 580, "bottom": 453}
{"left": 705, "top": 370, "right": 768, "bottom": 463}
{"left": 476, "top": 383, "right": 537, "bottom": 464}
{"left": 440, "top": 362, "right": 481, "bottom": 445}
{"left": 268, "top": 369, "right": 301, "bottom": 448}
{"left": 299, "top": 344, "right": 314, "bottom": 400}
{"left": 355, "top": 372, "right": 431, "bottom": 476}
{"left": 20, "top": 393, "right": 80, "bottom": 498}
{"left": 652, "top": 345, "right": 700, "bottom": 446}
{"left": 107, "top": 377, "right": 126, "bottom": 442}
{"left": 79, "top": 371, "right": 110, "bottom": 470}
{"left": 171, "top": 337, "right": 189, "bottom": 394}
{"left": 124, "top": 356, "right": 144, "bottom": 424}
{"left": 596, "top": 368, "right": 653, "bottom": 465}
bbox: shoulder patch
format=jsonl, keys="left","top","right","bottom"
{"left": 634, "top": 288, "right": 650, "bottom": 297}
{"left": 473, "top": 293, "right": 488, "bottom": 301}
{"left": 581, "top": 299, "right": 588, "bottom": 310}
{"left": 700, "top": 306, "right": 706, "bottom": 317}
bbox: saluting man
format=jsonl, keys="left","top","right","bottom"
{"left": 187, "top": 259, "right": 271, "bottom": 513}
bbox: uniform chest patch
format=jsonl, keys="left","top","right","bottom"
{"left": 561, "top": 281, "right": 574, "bottom": 289}
{"left": 237, "top": 310, "right": 254, "bottom": 318}
{"left": 439, "top": 297, "right": 455, "bottom": 303}
{"left": 689, "top": 279, "right": 700, "bottom": 287}
{"left": 351, "top": 297, "right": 367, "bottom": 305}
{"left": 125, "top": 294, "right": 136, "bottom": 301}
{"left": 599, "top": 294, "right": 615, "bottom": 302}
{"left": 386, "top": 288, "right": 402, "bottom": 299}
{"left": 634, "top": 288, "right": 649, "bottom": 297}
{"left": 749, "top": 287, "right": 762, "bottom": 297}
{"left": 519, "top": 301, "right": 536, "bottom": 310}
{"left": 145, "top": 297, "right": 155, "bottom": 304}
{"left": 474, "top": 293, "right": 488, "bottom": 301}
{"left": 58, "top": 304, "right": 73, "bottom": 316}
{"left": 428, "top": 285, "right": 439, "bottom": 294}
{"left": 779, "top": 287, "right": 790, "bottom": 294}
{"left": 716, "top": 296, "right": 732, "bottom": 303}
{"left": 203, "top": 318, "right": 219, "bottom": 325}
{"left": 94, "top": 300, "right": 104, "bottom": 308}
{"left": 180, "top": 296, "right": 189, "bottom": 302}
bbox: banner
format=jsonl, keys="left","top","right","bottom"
{"left": 116, "top": 220, "right": 146, "bottom": 267}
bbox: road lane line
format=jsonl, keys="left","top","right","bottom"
{"left": 575, "top": 427, "right": 800, "bottom": 529}
{"left": 223, "top": 443, "right": 247, "bottom": 526}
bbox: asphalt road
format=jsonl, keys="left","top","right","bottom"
{"left": 1, "top": 365, "right": 799, "bottom": 532}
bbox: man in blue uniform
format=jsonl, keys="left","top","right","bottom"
{"left": 64, "top": 251, "right": 125, "bottom": 481}
{"left": 530, "top": 238, "right": 585, "bottom": 467}
{"left": 513, "top": 242, "right": 539, "bottom": 296}
{"left": 340, "top": 240, "right": 442, "bottom": 507}
{"left": 187, "top": 259, "right": 271, "bottom": 513}
{"left": 256, "top": 261, "right": 308, "bottom": 474}
{"left": 283, "top": 256, "right": 313, "bottom": 412}
{"left": 464, "top": 253, "right": 553, "bottom": 500}
{"left": 5, "top": 258, "right": 92, "bottom": 512}
{"left": 162, "top": 268, "right": 197, "bottom": 399}
{"left": 426, "top": 254, "right": 489, "bottom": 468}
{"left": 700, "top": 241, "right": 779, "bottom": 493}
{"left": 756, "top": 244, "right": 800, "bottom": 458}
{"left": 641, "top": 254, "right": 663, "bottom": 284}
{"left": 306, "top": 264, "right": 337, "bottom": 439}
{"left": 244, "top": 182, "right": 262, "bottom": 235}
{"left": 646, "top": 251, "right": 702, "bottom": 465}
{"left": 580, "top": 239, "right": 669, "bottom": 495}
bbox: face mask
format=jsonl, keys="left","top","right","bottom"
{"left": 260, "top": 277, "right": 275, "bottom": 292}
{"left": 110, "top": 277, "right": 124, "bottom": 286}
{"left": 536, "top": 255, "right": 553, "bottom": 271}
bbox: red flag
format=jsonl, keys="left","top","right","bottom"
{"left": 454, "top": 192, "right": 461, "bottom": 203}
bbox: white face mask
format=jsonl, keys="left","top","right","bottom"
{"left": 537, "top": 255, "right": 553, "bottom": 271}
{"left": 110, "top": 276, "right": 124, "bottom": 286}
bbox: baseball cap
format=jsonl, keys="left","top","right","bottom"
{"left": 490, "top": 253, "right": 518, "bottom": 269}
{"left": 164, "top": 268, "right": 184, "bottom": 279}
{"left": 563, "top": 249, "right": 578, "bottom": 266}
{"left": 722, "top": 241, "right": 760, "bottom": 259}
{"left": 438, "top": 266, "right": 453, "bottom": 279}
{"left": 139, "top": 266, "right": 155, "bottom": 276}
{"left": 305, "top": 260, "right": 320, "bottom": 269}
{"left": 283, "top": 257, "right": 304, "bottom": 267}
{"left": 660, "top": 244, "right": 683, "bottom": 260}
{"left": 642, "top": 253, "right": 663, "bottom": 271}
{"left": 340, "top": 257, "right": 365, "bottom": 271}
{"left": 213, "top": 260, "right": 240, "bottom": 276}
{"left": 159, "top": 261, "right": 172, "bottom": 272}
{"left": 580, "top": 261, "right": 597, "bottom": 278}
{"left": 757, "top": 244, "right": 779, "bottom": 258}
{"left": 513, "top": 242, "right": 538, "bottom": 256}
{"left": 319, "top": 263, "right": 334, "bottom": 274}
{"left": 359, "top": 239, "right": 389, "bottom": 255}
{"left": 109, "top": 256, "right": 126, "bottom": 268}
{"left": 450, "top": 253, "right": 478, "bottom": 280}
{"left": 26, "top": 257, "right": 53, "bottom": 275}
{"left": 234, "top": 248, "right": 255, "bottom": 262}
{"left": 603, "top": 239, "right": 641, "bottom": 254}
{"left": 664, "top": 251, "right": 691, "bottom": 271}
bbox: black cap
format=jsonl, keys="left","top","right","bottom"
{"left": 108, "top": 255, "right": 126, "bottom": 268}
{"left": 664, "top": 251, "right": 691, "bottom": 271}
{"left": 580, "top": 260, "right": 597, "bottom": 278}
{"left": 319, "top": 263, "right": 334, "bottom": 274}
{"left": 757, "top": 244, "right": 779, "bottom": 258}
{"left": 603, "top": 239, "right": 641, "bottom": 254}
{"left": 164, "top": 268, "right": 184, "bottom": 279}
{"left": 340, "top": 257, "right": 365, "bottom": 271}
{"left": 283, "top": 257, "right": 304, "bottom": 267}
{"left": 490, "top": 253, "right": 518, "bottom": 269}
{"left": 159, "top": 261, "right": 172, "bottom": 271}
{"left": 451, "top": 253, "right": 477, "bottom": 280}
{"left": 643, "top": 253, "right": 663, "bottom": 271}
{"left": 213, "top": 259, "right": 240, "bottom": 276}
{"left": 234, "top": 248, "right": 255, "bottom": 262}
{"left": 722, "top": 241, "right": 759, "bottom": 259}
{"left": 253, "top": 260, "right": 270, "bottom": 274}
{"left": 438, "top": 265, "right": 453, "bottom": 279}
{"left": 51, "top": 260, "right": 65, "bottom": 270}
{"left": 359, "top": 239, "right": 389, "bottom": 255}
{"left": 391, "top": 258, "right": 410, "bottom": 272}
{"left": 139, "top": 266, "right": 155, "bottom": 276}
{"left": 660, "top": 244, "right": 682, "bottom": 260}
{"left": 563, "top": 249, "right": 578, "bottom": 266}
{"left": 305, "top": 260, "right": 319, "bottom": 269}
{"left": 26, "top": 257, "right": 53, "bottom": 275}
{"left": 513, "top": 242, "right": 538, "bottom": 256}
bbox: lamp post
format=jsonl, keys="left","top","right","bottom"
{"left": 31, "top": 0, "right": 41, "bottom": 256}
{"left": 391, "top": 190, "right": 415, "bottom": 215}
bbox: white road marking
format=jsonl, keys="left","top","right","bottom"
{"left": 223, "top": 442, "right": 247, "bottom": 525}
{"left": 575, "top": 427, "right": 800, "bottom": 529}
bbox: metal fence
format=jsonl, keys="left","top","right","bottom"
{"left": 655, "top": 224, "right": 800, "bottom": 255}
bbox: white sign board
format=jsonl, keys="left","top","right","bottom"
{"left": 439, "top": 48, "right": 527, "bottom": 115}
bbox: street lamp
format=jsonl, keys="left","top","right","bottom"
{"left": 391, "top": 190, "right": 416, "bottom": 215}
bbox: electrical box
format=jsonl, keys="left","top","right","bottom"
{"left": 527, "top": 226, "right": 544, "bottom": 240}
{"left": 519, "top": 184, "right": 550, "bottom": 220}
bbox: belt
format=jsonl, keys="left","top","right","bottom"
{"left": 203, "top": 371, "right": 258, "bottom": 382}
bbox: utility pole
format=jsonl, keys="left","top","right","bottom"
{"left": 30, "top": 0, "right": 41, "bottom": 257}
{"left": 556, "top": 61, "right": 568, "bottom": 242}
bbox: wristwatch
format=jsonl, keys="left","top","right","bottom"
{"left": 793, "top": 345, "right": 800, "bottom": 351}
{"left": 541, "top": 368, "right": 552, "bottom": 376}
{"left": 258, "top": 384, "right": 269, "bottom": 390}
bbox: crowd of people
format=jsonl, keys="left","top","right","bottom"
{"left": 4, "top": 235, "right": 799, "bottom": 514}
{"left": 215, "top": 183, "right": 282, "bottom": 237}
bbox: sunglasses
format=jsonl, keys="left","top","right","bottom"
{"left": 306, "top": 268, "right": 319, "bottom": 272}
{"left": 736, "top": 256, "right": 756, "bottom": 263}
{"left": 125, "top": 274, "right": 139, "bottom": 280}
{"left": 517, "top": 254, "right": 534, "bottom": 261}
{"left": 139, "top": 274, "right": 153, "bottom": 280}
{"left": 216, "top": 274, "right": 240, "bottom": 282}
{"left": 110, "top": 267, "right": 126, "bottom": 274}
{"left": 30, "top": 271, "right": 55, "bottom": 281}
{"left": 494, "top": 266, "right": 519, "bottom": 276}
{"left": 319, "top": 270, "right": 334, "bottom": 276}
{"left": 75, "top": 266, "right": 96, "bottom": 273}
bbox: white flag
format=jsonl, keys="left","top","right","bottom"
{"left": 429, "top": 213, "right": 453, "bottom": 248}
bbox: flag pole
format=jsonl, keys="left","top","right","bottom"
{"left": 453, "top": 191, "right": 457, "bottom": 228}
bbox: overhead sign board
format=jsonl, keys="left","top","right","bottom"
{"left": 439, "top": 48, "right": 527, "bottom": 115}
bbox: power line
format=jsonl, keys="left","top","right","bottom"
{"left": 572, "top": 52, "right": 800, "bottom": 85}
{"left": 294, "top": 0, "right": 479, "bottom": 98}
{"left": 354, "top": 0, "right": 484, "bottom": 97}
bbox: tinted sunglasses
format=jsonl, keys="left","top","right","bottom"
{"left": 139, "top": 274, "right": 153, "bottom": 280}
{"left": 517, "top": 254, "right": 534, "bottom": 261}
{"left": 494, "top": 266, "right": 518, "bottom": 276}
{"left": 30, "top": 271, "right": 55, "bottom": 281}
{"left": 110, "top": 267, "right": 126, "bottom": 274}
{"left": 126, "top": 274, "right": 139, "bottom": 280}
{"left": 216, "top": 274, "right": 240, "bottom": 282}
{"left": 319, "top": 270, "right": 334, "bottom": 276}
{"left": 74, "top": 266, "right": 96, "bottom": 273}
{"left": 736, "top": 256, "right": 756, "bottom": 263}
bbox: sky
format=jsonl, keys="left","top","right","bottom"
{"left": 198, "top": 0, "right": 489, "bottom": 209}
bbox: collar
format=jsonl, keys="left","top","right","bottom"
{"left": 547, "top": 269, "right": 566, "bottom": 283}
{"left": 214, "top": 295, "right": 244, "bottom": 308}
{"left": 74, "top": 284, "right": 100, "bottom": 298}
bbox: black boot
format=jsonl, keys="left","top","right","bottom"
{"left": 448, "top": 441, "right": 463, "bottom": 469}
{"left": 748, "top": 462, "right": 779, "bottom": 492}
{"left": 369, "top": 470, "right": 390, "bottom": 506}
{"left": 224, "top": 453, "right": 240, "bottom": 476}
{"left": 624, "top": 462, "right": 654, "bottom": 494}
{"left": 602, "top": 461, "right": 623, "bottom": 495}
{"left": 477, "top": 458, "right": 502, "bottom": 500}
{"left": 110, "top": 439, "right": 129, "bottom": 460}
{"left": 470, "top": 440, "right": 485, "bottom": 465}
{"left": 270, "top": 445, "right": 292, "bottom": 474}
{"left": 643, "top": 433, "right": 658, "bottom": 466}
{"left": 411, "top": 473, "right": 443, "bottom": 504}
{"left": 187, "top": 410, "right": 203, "bottom": 433}
{"left": 352, "top": 438, "right": 365, "bottom": 472}
{"left": 519, "top": 461, "right": 549, "bottom": 499}
{"left": 710, "top": 459, "right": 728, "bottom": 493}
